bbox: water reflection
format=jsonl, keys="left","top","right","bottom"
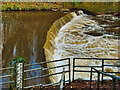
{"left": 1, "top": 11, "right": 65, "bottom": 87}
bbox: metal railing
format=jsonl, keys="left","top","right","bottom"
{"left": 73, "top": 58, "right": 120, "bottom": 83}
{"left": 90, "top": 67, "right": 120, "bottom": 90}
{"left": 23, "top": 58, "right": 71, "bottom": 89}
{"left": 59, "top": 67, "right": 65, "bottom": 90}
{"left": 0, "top": 66, "right": 14, "bottom": 86}
{"left": 1, "top": 57, "right": 120, "bottom": 89}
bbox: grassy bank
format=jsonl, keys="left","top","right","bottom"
{"left": 2, "top": 2, "right": 62, "bottom": 11}
{"left": 2, "top": 2, "right": 120, "bottom": 15}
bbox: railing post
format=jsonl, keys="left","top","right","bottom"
{"left": 13, "top": 58, "right": 24, "bottom": 90}
{"left": 102, "top": 59, "right": 104, "bottom": 84}
{"left": 73, "top": 58, "right": 75, "bottom": 82}
{"left": 16, "top": 61, "right": 24, "bottom": 90}
{"left": 97, "top": 72, "right": 100, "bottom": 90}
{"left": 112, "top": 78, "right": 116, "bottom": 90}
{"left": 9, "top": 60, "right": 13, "bottom": 89}
{"left": 40, "top": 67, "right": 43, "bottom": 89}
{"left": 90, "top": 67, "right": 93, "bottom": 90}
{"left": 68, "top": 58, "right": 71, "bottom": 84}
{"left": 63, "top": 67, "right": 65, "bottom": 87}
{"left": 59, "top": 67, "right": 65, "bottom": 90}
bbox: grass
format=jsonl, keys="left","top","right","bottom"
{"left": 1, "top": 2, "right": 120, "bottom": 14}
{"left": 2, "top": 2, "right": 62, "bottom": 11}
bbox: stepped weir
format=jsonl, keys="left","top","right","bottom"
{"left": 43, "top": 12, "right": 75, "bottom": 83}
{"left": 43, "top": 11, "right": 119, "bottom": 83}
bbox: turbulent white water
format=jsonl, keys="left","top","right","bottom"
{"left": 53, "top": 13, "right": 119, "bottom": 81}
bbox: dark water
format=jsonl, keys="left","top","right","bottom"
{"left": 1, "top": 11, "right": 66, "bottom": 88}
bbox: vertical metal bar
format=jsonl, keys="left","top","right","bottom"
{"left": 63, "top": 67, "right": 65, "bottom": 88}
{"left": 40, "top": 68, "right": 43, "bottom": 90}
{"left": 90, "top": 67, "right": 93, "bottom": 90}
{"left": 68, "top": 58, "right": 71, "bottom": 84}
{"left": 97, "top": 72, "right": 100, "bottom": 90}
{"left": 73, "top": 58, "right": 75, "bottom": 82}
{"left": 112, "top": 78, "right": 116, "bottom": 90}
{"left": 102, "top": 59, "right": 104, "bottom": 84}
{"left": 59, "top": 67, "right": 65, "bottom": 90}
{"left": 39, "top": 67, "right": 42, "bottom": 89}
{"left": 9, "top": 60, "right": 12, "bottom": 89}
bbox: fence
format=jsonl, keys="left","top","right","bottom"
{"left": 90, "top": 67, "right": 120, "bottom": 90}
{"left": 0, "top": 66, "right": 14, "bottom": 88}
{"left": 73, "top": 58, "right": 120, "bottom": 83}
{"left": 0, "top": 57, "right": 120, "bottom": 89}
{"left": 0, "top": 58, "right": 70, "bottom": 89}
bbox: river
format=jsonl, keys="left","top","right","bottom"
{"left": 1, "top": 11, "right": 66, "bottom": 88}
{"left": 1, "top": 11, "right": 120, "bottom": 88}
{"left": 44, "top": 12, "right": 120, "bottom": 82}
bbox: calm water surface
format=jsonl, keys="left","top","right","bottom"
{"left": 1, "top": 11, "right": 66, "bottom": 87}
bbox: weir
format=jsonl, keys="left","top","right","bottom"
{"left": 43, "top": 11, "right": 119, "bottom": 83}
{"left": 43, "top": 12, "right": 76, "bottom": 83}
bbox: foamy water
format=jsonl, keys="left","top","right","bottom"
{"left": 53, "top": 13, "right": 119, "bottom": 81}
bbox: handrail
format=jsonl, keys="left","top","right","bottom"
{"left": 2, "top": 57, "right": 120, "bottom": 89}
{"left": 59, "top": 67, "right": 65, "bottom": 90}
{"left": 73, "top": 58, "right": 120, "bottom": 84}
{"left": 90, "top": 67, "right": 120, "bottom": 90}
{"left": 0, "top": 74, "right": 13, "bottom": 78}
{"left": 24, "top": 58, "right": 69, "bottom": 67}
{"left": 0, "top": 67, "right": 13, "bottom": 71}
{"left": 92, "top": 67, "right": 120, "bottom": 78}
{"left": 24, "top": 70, "right": 69, "bottom": 81}
{"left": 73, "top": 58, "right": 120, "bottom": 60}
{"left": 24, "top": 64, "right": 69, "bottom": 72}
{"left": 23, "top": 58, "right": 70, "bottom": 88}
{"left": 0, "top": 81, "right": 14, "bottom": 85}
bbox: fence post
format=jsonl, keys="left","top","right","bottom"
{"left": 16, "top": 61, "right": 24, "bottom": 89}
{"left": 102, "top": 59, "right": 104, "bottom": 84}
{"left": 13, "top": 58, "right": 24, "bottom": 90}
{"left": 63, "top": 67, "right": 65, "bottom": 87}
{"left": 68, "top": 58, "right": 71, "bottom": 84}
{"left": 59, "top": 67, "right": 65, "bottom": 90}
{"left": 112, "top": 77, "right": 116, "bottom": 90}
{"left": 73, "top": 58, "right": 75, "bottom": 82}
{"left": 90, "top": 67, "right": 93, "bottom": 90}
{"left": 9, "top": 60, "right": 13, "bottom": 89}
{"left": 97, "top": 72, "right": 100, "bottom": 90}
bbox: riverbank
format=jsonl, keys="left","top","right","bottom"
{"left": 1, "top": 2, "right": 120, "bottom": 15}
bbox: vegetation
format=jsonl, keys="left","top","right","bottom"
{"left": 64, "top": 2, "right": 119, "bottom": 14}
{"left": 2, "top": 2, "right": 62, "bottom": 11}
{"left": 9, "top": 57, "right": 26, "bottom": 89}
{"left": 1, "top": 2, "right": 120, "bottom": 15}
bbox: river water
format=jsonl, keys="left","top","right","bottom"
{"left": 53, "top": 13, "right": 120, "bottom": 81}
{"left": 1, "top": 11, "right": 65, "bottom": 88}
{"left": 1, "top": 11, "right": 120, "bottom": 88}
